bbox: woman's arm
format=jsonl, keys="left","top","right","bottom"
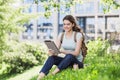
{"left": 55, "top": 37, "right": 61, "bottom": 49}
{"left": 47, "top": 33, "right": 62, "bottom": 56}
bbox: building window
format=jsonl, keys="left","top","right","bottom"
{"left": 75, "top": 2, "right": 94, "bottom": 14}
{"left": 24, "top": 0, "right": 34, "bottom": 4}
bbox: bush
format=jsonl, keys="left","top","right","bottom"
{"left": 1, "top": 41, "right": 47, "bottom": 74}
{"left": 87, "top": 39, "right": 110, "bottom": 56}
{"left": 2, "top": 52, "right": 38, "bottom": 73}
{"left": 22, "top": 42, "right": 47, "bottom": 64}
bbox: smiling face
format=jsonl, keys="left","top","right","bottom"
{"left": 63, "top": 20, "right": 74, "bottom": 32}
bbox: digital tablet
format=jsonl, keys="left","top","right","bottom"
{"left": 44, "top": 40, "right": 60, "bottom": 54}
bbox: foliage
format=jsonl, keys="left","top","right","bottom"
{"left": 33, "top": 0, "right": 83, "bottom": 18}
{"left": 33, "top": 0, "right": 120, "bottom": 15}
{"left": 0, "top": 41, "right": 47, "bottom": 74}
{"left": 0, "top": 0, "right": 37, "bottom": 72}
{"left": 101, "top": 0, "right": 120, "bottom": 13}
{"left": 31, "top": 54, "right": 120, "bottom": 80}
{"left": 0, "top": 0, "right": 36, "bottom": 56}
{"left": 31, "top": 40, "right": 120, "bottom": 80}
{"left": 87, "top": 39, "right": 110, "bottom": 56}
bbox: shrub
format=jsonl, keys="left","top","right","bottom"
{"left": 22, "top": 42, "right": 47, "bottom": 64}
{"left": 2, "top": 52, "right": 38, "bottom": 73}
{"left": 1, "top": 41, "right": 47, "bottom": 74}
{"left": 87, "top": 39, "right": 110, "bottom": 56}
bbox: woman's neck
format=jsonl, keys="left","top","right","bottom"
{"left": 65, "top": 30, "right": 73, "bottom": 38}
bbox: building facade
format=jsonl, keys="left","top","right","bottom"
{"left": 21, "top": 0, "right": 120, "bottom": 43}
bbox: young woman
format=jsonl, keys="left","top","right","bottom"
{"left": 37, "top": 15, "right": 84, "bottom": 80}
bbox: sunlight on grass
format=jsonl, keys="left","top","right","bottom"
{"left": 30, "top": 54, "right": 120, "bottom": 80}
{"left": 8, "top": 66, "right": 42, "bottom": 80}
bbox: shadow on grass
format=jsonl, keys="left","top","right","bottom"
{"left": 0, "top": 73, "right": 19, "bottom": 80}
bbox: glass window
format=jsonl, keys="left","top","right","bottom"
{"left": 58, "top": 4, "right": 71, "bottom": 33}
{"left": 37, "top": 4, "right": 45, "bottom": 12}
{"left": 86, "top": 17, "right": 95, "bottom": 40}
{"left": 75, "top": 2, "right": 94, "bottom": 14}
{"left": 24, "top": 0, "right": 34, "bottom": 4}
{"left": 98, "top": 3, "right": 104, "bottom": 13}
{"left": 98, "top": 18, "right": 105, "bottom": 33}
{"left": 37, "top": 14, "right": 54, "bottom": 39}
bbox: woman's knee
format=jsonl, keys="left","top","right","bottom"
{"left": 47, "top": 56, "right": 55, "bottom": 61}
{"left": 48, "top": 55, "right": 54, "bottom": 58}
{"left": 65, "top": 54, "right": 75, "bottom": 59}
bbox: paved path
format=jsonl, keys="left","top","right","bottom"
{"left": 8, "top": 66, "right": 42, "bottom": 80}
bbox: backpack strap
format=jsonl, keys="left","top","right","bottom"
{"left": 74, "top": 32, "right": 85, "bottom": 62}
{"left": 74, "top": 32, "right": 83, "bottom": 42}
{"left": 74, "top": 32, "right": 77, "bottom": 42}
{"left": 60, "top": 32, "right": 65, "bottom": 43}
{"left": 74, "top": 32, "right": 84, "bottom": 50}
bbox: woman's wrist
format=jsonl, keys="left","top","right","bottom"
{"left": 60, "top": 50, "right": 65, "bottom": 54}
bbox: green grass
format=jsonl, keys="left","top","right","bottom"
{"left": 0, "top": 65, "right": 42, "bottom": 80}
{"left": 1, "top": 54, "right": 120, "bottom": 80}
{"left": 30, "top": 54, "right": 120, "bottom": 80}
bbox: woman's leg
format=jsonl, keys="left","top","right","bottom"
{"left": 37, "top": 72, "right": 45, "bottom": 80}
{"left": 52, "top": 54, "right": 78, "bottom": 74}
{"left": 73, "top": 64, "right": 79, "bottom": 70}
{"left": 58, "top": 54, "right": 82, "bottom": 70}
{"left": 37, "top": 56, "right": 63, "bottom": 80}
{"left": 52, "top": 54, "right": 84, "bottom": 74}
{"left": 40, "top": 56, "right": 63, "bottom": 75}
{"left": 73, "top": 61, "right": 83, "bottom": 70}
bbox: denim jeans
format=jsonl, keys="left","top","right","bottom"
{"left": 40, "top": 54, "right": 83, "bottom": 75}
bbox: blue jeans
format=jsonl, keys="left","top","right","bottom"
{"left": 40, "top": 54, "right": 83, "bottom": 75}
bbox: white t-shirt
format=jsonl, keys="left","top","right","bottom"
{"left": 58, "top": 31, "right": 83, "bottom": 62}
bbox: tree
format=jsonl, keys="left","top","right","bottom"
{"left": 0, "top": 0, "right": 35, "bottom": 57}
{"left": 101, "top": 0, "right": 120, "bottom": 13}
{"left": 33, "top": 0, "right": 120, "bottom": 16}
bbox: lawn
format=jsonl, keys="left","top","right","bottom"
{"left": 30, "top": 54, "right": 120, "bottom": 80}
{"left": 0, "top": 66, "right": 42, "bottom": 80}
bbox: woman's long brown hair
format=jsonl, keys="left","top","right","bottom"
{"left": 63, "top": 15, "right": 84, "bottom": 40}
{"left": 63, "top": 15, "right": 88, "bottom": 58}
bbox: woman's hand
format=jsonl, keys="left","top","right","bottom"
{"left": 60, "top": 50, "right": 67, "bottom": 54}
{"left": 48, "top": 49, "right": 57, "bottom": 56}
{"left": 48, "top": 49, "right": 54, "bottom": 56}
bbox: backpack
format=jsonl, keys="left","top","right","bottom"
{"left": 60, "top": 32, "right": 88, "bottom": 62}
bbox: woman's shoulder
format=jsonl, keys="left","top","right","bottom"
{"left": 74, "top": 31, "right": 83, "bottom": 39}
{"left": 75, "top": 31, "right": 82, "bottom": 36}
